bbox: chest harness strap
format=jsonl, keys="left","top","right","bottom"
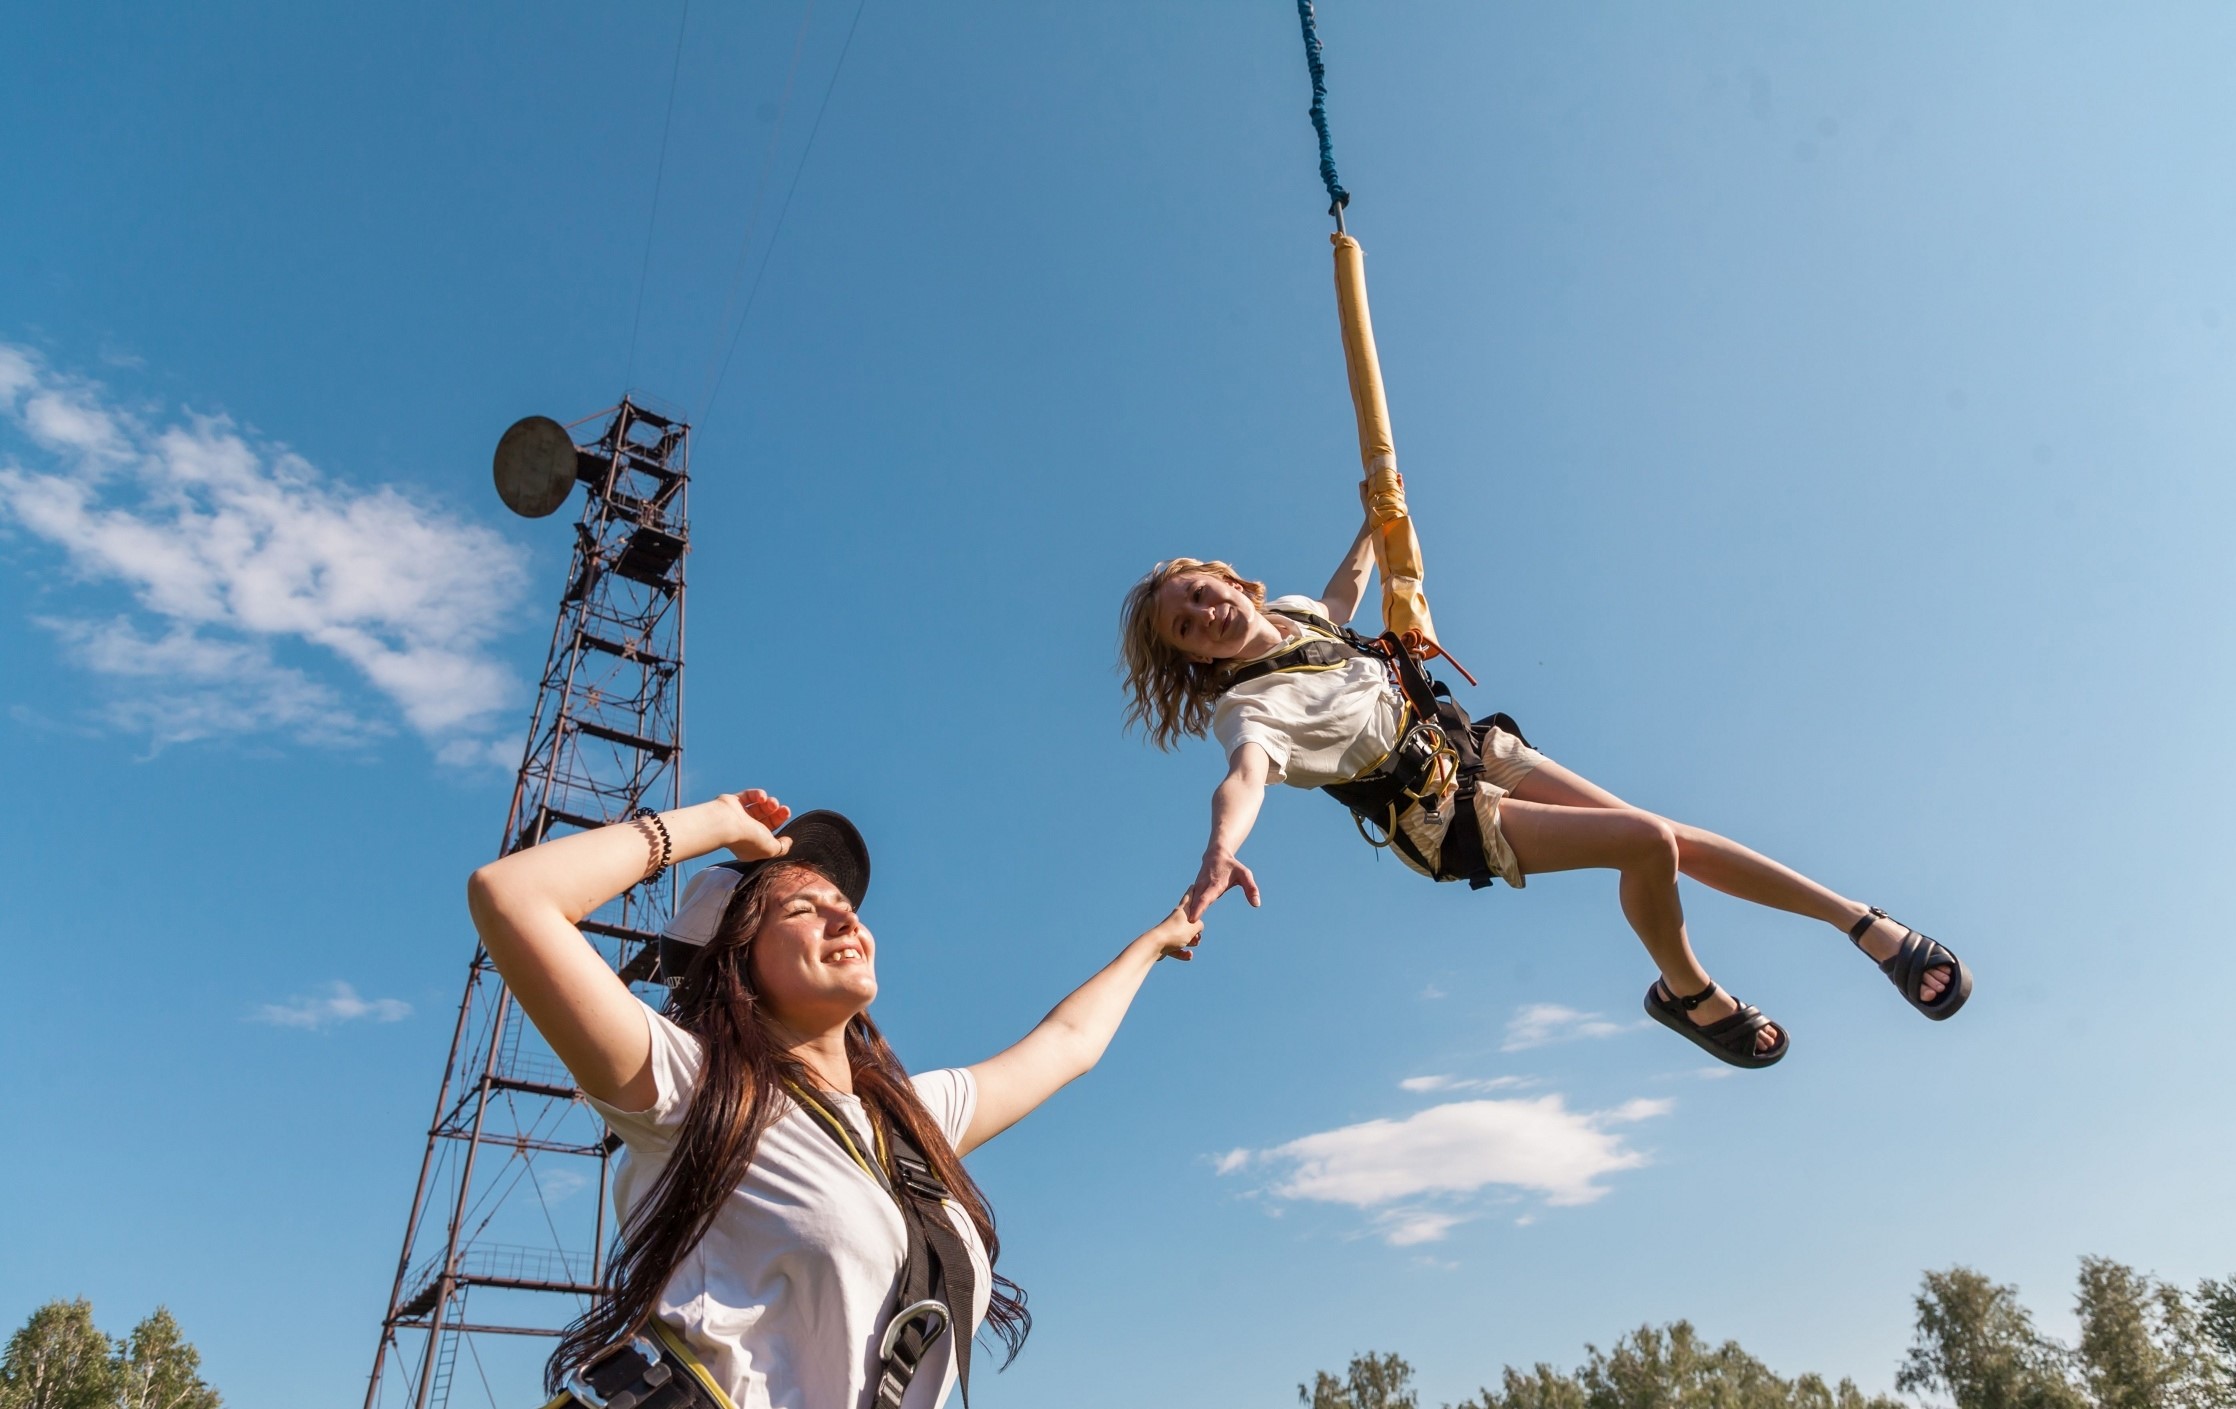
{"left": 786, "top": 1081, "right": 981, "bottom": 1409}
{"left": 1224, "top": 609, "right": 1529, "bottom": 888}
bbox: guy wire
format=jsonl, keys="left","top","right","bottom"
{"left": 698, "top": 0, "right": 870, "bottom": 430}
{"left": 624, "top": 0, "right": 693, "bottom": 392}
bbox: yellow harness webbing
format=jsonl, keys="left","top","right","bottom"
{"left": 782, "top": 1079, "right": 892, "bottom": 1189}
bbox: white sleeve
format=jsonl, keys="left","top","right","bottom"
{"left": 909, "top": 1068, "right": 979, "bottom": 1150}
{"left": 583, "top": 1004, "right": 705, "bottom": 1154}
{"left": 1212, "top": 687, "right": 1297, "bottom": 785}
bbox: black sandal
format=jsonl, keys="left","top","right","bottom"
{"left": 1643, "top": 979, "right": 1789, "bottom": 1069}
{"left": 1849, "top": 907, "right": 1972, "bottom": 1020}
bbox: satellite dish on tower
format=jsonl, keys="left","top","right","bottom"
{"left": 493, "top": 415, "right": 577, "bottom": 518}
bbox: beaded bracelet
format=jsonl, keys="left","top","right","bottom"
{"left": 631, "top": 807, "right": 672, "bottom": 883}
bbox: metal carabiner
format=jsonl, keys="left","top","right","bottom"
{"left": 879, "top": 1299, "right": 951, "bottom": 1360}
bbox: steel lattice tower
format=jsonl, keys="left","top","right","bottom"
{"left": 366, "top": 400, "right": 690, "bottom": 1409}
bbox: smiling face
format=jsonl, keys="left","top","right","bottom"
{"left": 745, "top": 866, "right": 878, "bottom": 1030}
{"left": 1153, "top": 570, "right": 1266, "bottom": 664}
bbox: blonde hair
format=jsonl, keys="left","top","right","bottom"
{"left": 1117, "top": 558, "right": 1268, "bottom": 750}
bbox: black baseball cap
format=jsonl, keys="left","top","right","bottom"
{"left": 656, "top": 810, "right": 870, "bottom": 983}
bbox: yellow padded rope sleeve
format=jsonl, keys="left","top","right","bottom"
{"left": 1331, "top": 233, "right": 1441, "bottom": 658}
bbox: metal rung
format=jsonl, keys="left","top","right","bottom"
{"left": 572, "top": 720, "right": 677, "bottom": 760}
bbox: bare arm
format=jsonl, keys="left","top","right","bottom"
{"left": 465, "top": 790, "right": 793, "bottom": 1110}
{"left": 1317, "top": 484, "right": 1379, "bottom": 626}
{"left": 1182, "top": 742, "right": 1270, "bottom": 922}
{"left": 960, "top": 907, "right": 1202, "bottom": 1154}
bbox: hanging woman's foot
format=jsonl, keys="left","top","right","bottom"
{"left": 1644, "top": 978, "right": 1788, "bottom": 1068}
{"left": 1847, "top": 907, "right": 1972, "bottom": 1020}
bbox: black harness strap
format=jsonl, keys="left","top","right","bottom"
{"left": 1225, "top": 633, "right": 1361, "bottom": 688}
{"left": 787, "top": 1082, "right": 979, "bottom": 1409}
{"left": 1225, "top": 608, "right": 1526, "bottom": 889}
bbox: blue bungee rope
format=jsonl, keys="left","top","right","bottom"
{"left": 1296, "top": 0, "right": 1350, "bottom": 224}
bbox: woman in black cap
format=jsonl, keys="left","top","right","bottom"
{"left": 468, "top": 787, "right": 1199, "bottom": 1409}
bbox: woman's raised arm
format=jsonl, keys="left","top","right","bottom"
{"left": 1317, "top": 481, "right": 1379, "bottom": 625}
{"left": 466, "top": 790, "right": 792, "bottom": 1109}
{"left": 959, "top": 907, "right": 1202, "bottom": 1154}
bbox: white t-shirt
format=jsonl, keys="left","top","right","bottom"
{"left": 585, "top": 1004, "right": 992, "bottom": 1409}
{"left": 1210, "top": 594, "right": 1406, "bottom": 788}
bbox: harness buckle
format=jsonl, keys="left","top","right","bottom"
{"left": 891, "top": 1152, "right": 950, "bottom": 1201}
{"left": 564, "top": 1336, "right": 662, "bottom": 1409}
{"left": 879, "top": 1299, "right": 951, "bottom": 1360}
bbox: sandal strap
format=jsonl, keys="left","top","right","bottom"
{"left": 1885, "top": 929, "right": 1955, "bottom": 1000}
{"left": 1696, "top": 1002, "right": 1770, "bottom": 1043}
{"left": 1672, "top": 979, "right": 1721, "bottom": 1012}
{"left": 1847, "top": 905, "right": 1890, "bottom": 946}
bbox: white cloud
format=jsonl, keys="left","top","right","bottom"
{"left": 0, "top": 343, "right": 527, "bottom": 758}
{"left": 1399, "top": 1074, "right": 1530, "bottom": 1094}
{"left": 1234, "top": 1093, "right": 1673, "bottom": 1244}
{"left": 1378, "top": 1209, "right": 1470, "bottom": 1246}
{"left": 1212, "top": 1148, "right": 1253, "bottom": 1175}
{"left": 1501, "top": 1002, "right": 1640, "bottom": 1052}
{"left": 254, "top": 981, "right": 413, "bottom": 1030}
{"left": 531, "top": 1165, "right": 591, "bottom": 1205}
{"left": 1656, "top": 1065, "right": 1740, "bottom": 1082}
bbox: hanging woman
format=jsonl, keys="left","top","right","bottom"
{"left": 1116, "top": 508, "right": 1969, "bottom": 1072}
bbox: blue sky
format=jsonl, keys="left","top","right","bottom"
{"left": 4, "top": 3, "right": 2233, "bottom": 1406}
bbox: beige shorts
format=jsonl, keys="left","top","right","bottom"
{"left": 1390, "top": 725, "right": 1546, "bottom": 888}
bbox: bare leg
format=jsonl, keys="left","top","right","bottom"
{"left": 1506, "top": 759, "right": 1949, "bottom": 1002}
{"left": 1497, "top": 797, "right": 1782, "bottom": 1055}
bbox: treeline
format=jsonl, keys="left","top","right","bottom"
{"left": 0, "top": 1300, "right": 220, "bottom": 1409}
{"left": 1305, "top": 1258, "right": 2236, "bottom": 1409}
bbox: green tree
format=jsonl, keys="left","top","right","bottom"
{"left": 1459, "top": 1363, "right": 1586, "bottom": 1409}
{"left": 1453, "top": 1322, "right": 1900, "bottom": 1409}
{"left": 2195, "top": 1278, "right": 2236, "bottom": 1408}
{"left": 1898, "top": 1267, "right": 2084, "bottom": 1409}
{"left": 1302, "top": 1351, "right": 1420, "bottom": 1409}
{"left": 111, "top": 1308, "right": 220, "bottom": 1409}
{"left": 0, "top": 1300, "right": 116, "bottom": 1409}
{"left": 2070, "top": 1256, "right": 2225, "bottom": 1409}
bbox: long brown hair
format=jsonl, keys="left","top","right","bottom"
{"left": 547, "top": 862, "right": 1030, "bottom": 1390}
{"left": 1117, "top": 557, "right": 1268, "bottom": 750}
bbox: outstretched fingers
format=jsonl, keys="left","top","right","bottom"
{"left": 1184, "top": 857, "right": 1261, "bottom": 923}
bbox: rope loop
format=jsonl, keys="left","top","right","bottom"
{"left": 1296, "top": 0, "right": 1351, "bottom": 218}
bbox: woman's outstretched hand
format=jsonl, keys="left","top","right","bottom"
{"left": 719, "top": 789, "right": 795, "bottom": 862}
{"left": 1140, "top": 904, "right": 1206, "bottom": 962}
{"left": 1183, "top": 851, "right": 1260, "bottom": 923}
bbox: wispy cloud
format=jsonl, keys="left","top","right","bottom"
{"left": 1501, "top": 1003, "right": 1640, "bottom": 1052}
{"left": 253, "top": 981, "right": 413, "bottom": 1030}
{"left": 1220, "top": 1093, "right": 1671, "bottom": 1244}
{"left": 0, "top": 342, "right": 528, "bottom": 757}
{"left": 1399, "top": 1074, "right": 1532, "bottom": 1095}
{"left": 1656, "top": 1065, "right": 1739, "bottom": 1082}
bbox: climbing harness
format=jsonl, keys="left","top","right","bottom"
{"left": 542, "top": 1080, "right": 978, "bottom": 1409}
{"left": 1225, "top": 607, "right": 1526, "bottom": 888}
{"left": 785, "top": 1081, "right": 980, "bottom": 1409}
{"left": 1294, "top": 1, "right": 1475, "bottom": 687}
